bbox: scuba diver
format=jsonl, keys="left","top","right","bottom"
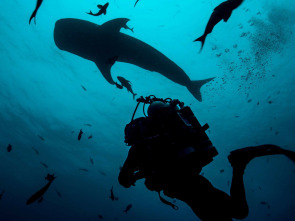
{"left": 118, "top": 95, "right": 295, "bottom": 221}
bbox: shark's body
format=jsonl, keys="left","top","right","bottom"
{"left": 54, "top": 18, "right": 213, "bottom": 101}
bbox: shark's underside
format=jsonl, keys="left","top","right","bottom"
{"left": 54, "top": 18, "right": 214, "bottom": 101}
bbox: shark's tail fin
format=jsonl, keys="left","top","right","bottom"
{"left": 194, "top": 34, "right": 206, "bottom": 52}
{"left": 187, "top": 77, "right": 215, "bottom": 102}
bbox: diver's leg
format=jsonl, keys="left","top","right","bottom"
{"left": 229, "top": 168, "right": 248, "bottom": 219}
{"left": 164, "top": 175, "right": 233, "bottom": 221}
{"left": 228, "top": 144, "right": 290, "bottom": 219}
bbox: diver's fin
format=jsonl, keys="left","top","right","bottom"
{"left": 187, "top": 77, "right": 214, "bottom": 101}
{"left": 194, "top": 34, "right": 206, "bottom": 52}
{"left": 101, "top": 18, "right": 131, "bottom": 33}
{"left": 95, "top": 62, "right": 115, "bottom": 85}
{"left": 97, "top": 5, "right": 103, "bottom": 9}
{"left": 228, "top": 145, "right": 288, "bottom": 171}
{"left": 284, "top": 150, "right": 295, "bottom": 163}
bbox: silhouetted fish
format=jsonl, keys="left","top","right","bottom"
{"left": 117, "top": 76, "right": 137, "bottom": 99}
{"left": 90, "top": 158, "right": 94, "bottom": 165}
{"left": 29, "top": 0, "right": 43, "bottom": 24}
{"left": 32, "top": 147, "right": 39, "bottom": 155}
{"left": 88, "top": 135, "right": 93, "bottom": 139}
{"left": 87, "top": 3, "right": 109, "bottom": 16}
{"left": 194, "top": 0, "right": 244, "bottom": 51}
{"left": 40, "top": 162, "right": 48, "bottom": 169}
{"left": 78, "top": 129, "right": 83, "bottom": 141}
{"left": 110, "top": 186, "right": 119, "bottom": 201}
{"left": 80, "top": 168, "right": 89, "bottom": 172}
{"left": 55, "top": 189, "right": 62, "bottom": 198}
{"left": 7, "top": 144, "right": 12, "bottom": 152}
{"left": 134, "top": 0, "right": 140, "bottom": 7}
{"left": 81, "top": 85, "right": 87, "bottom": 91}
{"left": 98, "top": 170, "right": 106, "bottom": 176}
{"left": 0, "top": 190, "right": 5, "bottom": 200}
{"left": 38, "top": 135, "right": 45, "bottom": 141}
{"left": 26, "top": 174, "right": 56, "bottom": 205}
{"left": 84, "top": 124, "right": 92, "bottom": 127}
{"left": 124, "top": 204, "right": 132, "bottom": 213}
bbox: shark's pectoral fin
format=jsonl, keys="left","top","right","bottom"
{"left": 95, "top": 62, "right": 115, "bottom": 85}
{"left": 101, "top": 18, "right": 131, "bottom": 33}
{"left": 97, "top": 5, "right": 103, "bottom": 9}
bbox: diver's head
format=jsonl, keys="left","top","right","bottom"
{"left": 147, "top": 101, "right": 169, "bottom": 118}
{"left": 147, "top": 101, "right": 180, "bottom": 120}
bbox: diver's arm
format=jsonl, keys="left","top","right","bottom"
{"left": 118, "top": 146, "right": 140, "bottom": 188}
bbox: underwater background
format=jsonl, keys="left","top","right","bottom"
{"left": 0, "top": 0, "right": 295, "bottom": 220}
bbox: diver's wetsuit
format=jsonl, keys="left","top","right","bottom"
{"left": 118, "top": 118, "right": 249, "bottom": 221}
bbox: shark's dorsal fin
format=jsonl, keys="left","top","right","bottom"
{"left": 100, "top": 18, "right": 130, "bottom": 33}
{"left": 95, "top": 62, "right": 115, "bottom": 85}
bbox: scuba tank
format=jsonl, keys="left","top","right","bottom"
{"left": 124, "top": 95, "right": 218, "bottom": 171}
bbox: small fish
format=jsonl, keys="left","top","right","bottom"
{"left": 55, "top": 189, "right": 62, "bottom": 198}
{"left": 260, "top": 201, "right": 267, "bottom": 205}
{"left": 90, "top": 158, "right": 94, "bottom": 165}
{"left": 88, "top": 135, "right": 93, "bottom": 139}
{"left": 87, "top": 3, "right": 109, "bottom": 16}
{"left": 220, "top": 169, "right": 224, "bottom": 173}
{"left": 26, "top": 174, "right": 56, "bottom": 205}
{"left": 98, "top": 170, "right": 106, "bottom": 176}
{"left": 110, "top": 186, "right": 119, "bottom": 201}
{"left": 124, "top": 204, "right": 132, "bottom": 213}
{"left": 40, "top": 162, "right": 48, "bottom": 169}
{"left": 81, "top": 85, "right": 87, "bottom": 91}
{"left": 32, "top": 147, "right": 39, "bottom": 155}
{"left": 79, "top": 168, "right": 89, "bottom": 172}
{"left": 38, "top": 135, "right": 45, "bottom": 141}
{"left": 134, "top": 0, "right": 140, "bottom": 7}
{"left": 194, "top": 0, "right": 244, "bottom": 51}
{"left": 0, "top": 190, "right": 5, "bottom": 200}
{"left": 29, "top": 0, "right": 43, "bottom": 25}
{"left": 7, "top": 144, "right": 12, "bottom": 152}
{"left": 98, "top": 215, "right": 103, "bottom": 219}
{"left": 78, "top": 129, "right": 83, "bottom": 141}
{"left": 117, "top": 76, "right": 137, "bottom": 99}
{"left": 84, "top": 124, "right": 92, "bottom": 127}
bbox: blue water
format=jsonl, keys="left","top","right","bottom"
{"left": 0, "top": 0, "right": 295, "bottom": 220}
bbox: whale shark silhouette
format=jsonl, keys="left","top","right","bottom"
{"left": 54, "top": 18, "right": 214, "bottom": 101}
